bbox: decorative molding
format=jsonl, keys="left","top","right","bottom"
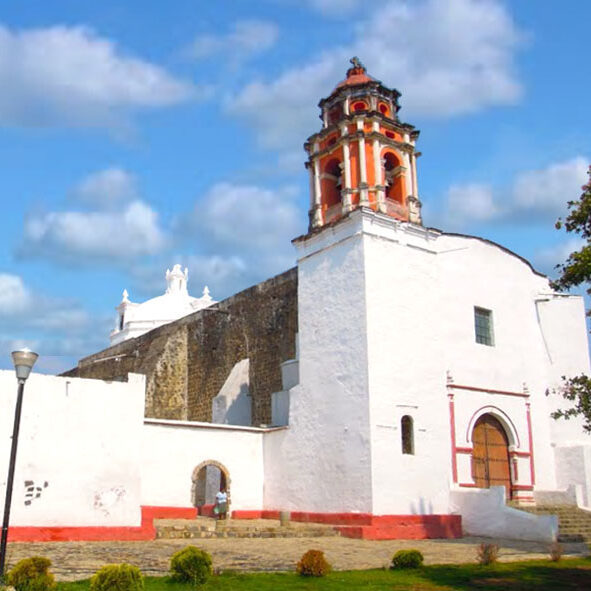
{"left": 448, "top": 383, "right": 530, "bottom": 398}
{"left": 455, "top": 447, "right": 473, "bottom": 454}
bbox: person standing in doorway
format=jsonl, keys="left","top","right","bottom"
{"left": 214, "top": 487, "right": 228, "bottom": 520}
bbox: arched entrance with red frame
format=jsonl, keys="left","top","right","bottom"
{"left": 471, "top": 414, "right": 512, "bottom": 499}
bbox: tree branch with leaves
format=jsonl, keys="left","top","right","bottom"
{"left": 549, "top": 164, "right": 591, "bottom": 433}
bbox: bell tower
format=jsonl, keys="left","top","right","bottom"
{"left": 305, "top": 58, "right": 422, "bottom": 231}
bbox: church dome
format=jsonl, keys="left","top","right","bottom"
{"left": 110, "top": 264, "right": 215, "bottom": 345}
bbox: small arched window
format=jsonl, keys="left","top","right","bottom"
{"left": 119, "top": 313, "right": 125, "bottom": 331}
{"left": 379, "top": 102, "right": 390, "bottom": 116}
{"left": 401, "top": 415, "right": 414, "bottom": 455}
{"left": 353, "top": 101, "right": 367, "bottom": 112}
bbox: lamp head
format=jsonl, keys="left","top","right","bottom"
{"left": 11, "top": 348, "right": 39, "bottom": 382}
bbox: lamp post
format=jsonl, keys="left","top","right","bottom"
{"left": 0, "top": 349, "right": 38, "bottom": 581}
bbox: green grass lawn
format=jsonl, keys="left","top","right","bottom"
{"left": 56, "top": 559, "right": 591, "bottom": 591}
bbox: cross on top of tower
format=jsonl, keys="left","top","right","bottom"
{"left": 334, "top": 56, "right": 375, "bottom": 91}
{"left": 350, "top": 56, "right": 364, "bottom": 70}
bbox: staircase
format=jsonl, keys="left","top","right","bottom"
{"left": 515, "top": 505, "right": 591, "bottom": 542}
{"left": 155, "top": 517, "right": 340, "bottom": 539}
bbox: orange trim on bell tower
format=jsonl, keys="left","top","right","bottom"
{"left": 304, "top": 57, "right": 422, "bottom": 232}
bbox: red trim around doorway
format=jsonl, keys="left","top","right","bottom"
{"left": 449, "top": 384, "right": 529, "bottom": 398}
{"left": 525, "top": 402, "right": 536, "bottom": 485}
{"left": 448, "top": 393, "right": 458, "bottom": 483}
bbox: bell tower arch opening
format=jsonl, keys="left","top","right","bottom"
{"left": 383, "top": 151, "right": 406, "bottom": 204}
{"left": 321, "top": 158, "right": 343, "bottom": 209}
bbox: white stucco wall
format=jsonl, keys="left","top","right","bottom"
{"left": 363, "top": 218, "right": 451, "bottom": 514}
{"left": 141, "top": 420, "right": 265, "bottom": 511}
{"left": 263, "top": 216, "right": 373, "bottom": 512}
{"left": 263, "top": 208, "right": 591, "bottom": 518}
{"left": 360, "top": 209, "right": 591, "bottom": 513}
{"left": 0, "top": 371, "right": 145, "bottom": 526}
{"left": 450, "top": 487, "right": 557, "bottom": 542}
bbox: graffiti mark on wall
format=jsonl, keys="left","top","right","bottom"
{"left": 24, "top": 480, "right": 49, "bottom": 506}
{"left": 94, "top": 486, "right": 126, "bottom": 516}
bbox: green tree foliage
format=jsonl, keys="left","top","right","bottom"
{"left": 551, "top": 164, "right": 591, "bottom": 432}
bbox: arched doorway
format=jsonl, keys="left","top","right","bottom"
{"left": 191, "top": 460, "right": 230, "bottom": 515}
{"left": 471, "top": 414, "right": 512, "bottom": 499}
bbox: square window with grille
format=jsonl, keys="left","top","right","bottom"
{"left": 474, "top": 307, "right": 494, "bottom": 346}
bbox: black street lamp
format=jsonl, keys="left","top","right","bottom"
{"left": 0, "top": 349, "right": 38, "bottom": 581}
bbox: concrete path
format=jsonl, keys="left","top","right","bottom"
{"left": 4, "top": 536, "right": 589, "bottom": 581}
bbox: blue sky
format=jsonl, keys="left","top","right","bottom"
{"left": 0, "top": 0, "right": 590, "bottom": 373}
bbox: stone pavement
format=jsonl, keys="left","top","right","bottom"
{"left": 4, "top": 534, "right": 589, "bottom": 581}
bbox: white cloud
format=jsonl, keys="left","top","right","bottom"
{"left": 70, "top": 168, "right": 138, "bottom": 208}
{"left": 186, "top": 20, "right": 279, "bottom": 65}
{"left": 227, "top": 0, "right": 523, "bottom": 150}
{"left": 0, "top": 24, "right": 195, "bottom": 128}
{"left": 445, "top": 183, "right": 499, "bottom": 224}
{"left": 0, "top": 274, "right": 33, "bottom": 314}
{"left": 20, "top": 200, "right": 167, "bottom": 263}
{"left": 0, "top": 273, "right": 112, "bottom": 373}
{"left": 513, "top": 157, "right": 589, "bottom": 217}
{"left": 0, "top": 274, "right": 93, "bottom": 336}
{"left": 435, "top": 156, "right": 589, "bottom": 229}
{"left": 191, "top": 183, "right": 303, "bottom": 250}
{"left": 155, "top": 182, "right": 306, "bottom": 297}
{"left": 186, "top": 254, "right": 249, "bottom": 295}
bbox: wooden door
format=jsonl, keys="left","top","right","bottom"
{"left": 471, "top": 414, "right": 512, "bottom": 499}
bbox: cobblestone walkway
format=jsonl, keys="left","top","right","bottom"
{"left": 4, "top": 535, "right": 589, "bottom": 581}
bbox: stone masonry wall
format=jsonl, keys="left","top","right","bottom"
{"left": 63, "top": 268, "right": 298, "bottom": 425}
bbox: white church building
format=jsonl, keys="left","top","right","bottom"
{"left": 1, "top": 59, "right": 590, "bottom": 542}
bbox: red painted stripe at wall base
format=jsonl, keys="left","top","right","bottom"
{"left": 6, "top": 506, "right": 198, "bottom": 543}
{"left": 335, "top": 516, "right": 462, "bottom": 540}
{"left": 5, "top": 508, "right": 461, "bottom": 542}
{"left": 232, "top": 511, "right": 462, "bottom": 539}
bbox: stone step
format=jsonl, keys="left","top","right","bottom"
{"left": 154, "top": 518, "right": 341, "bottom": 540}
{"left": 515, "top": 505, "right": 591, "bottom": 542}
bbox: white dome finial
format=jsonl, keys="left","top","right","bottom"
{"left": 166, "top": 264, "right": 188, "bottom": 295}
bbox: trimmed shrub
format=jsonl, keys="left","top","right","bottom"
{"left": 170, "top": 546, "right": 212, "bottom": 586}
{"left": 477, "top": 543, "right": 499, "bottom": 566}
{"left": 7, "top": 557, "right": 55, "bottom": 591}
{"left": 390, "top": 549, "right": 424, "bottom": 570}
{"left": 89, "top": 564, "right": 143, "bottom": 591}
{"left": 296, "top": 550, "right": 331, "bottom": 577}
